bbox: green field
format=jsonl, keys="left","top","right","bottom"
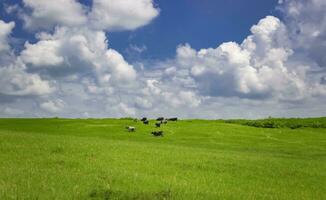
{"left": 0, "top": 118, "right": 325, "bottom": 199}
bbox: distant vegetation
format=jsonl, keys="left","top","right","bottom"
{"left": 225, "top": 117, "right": 326, "bottom": 129}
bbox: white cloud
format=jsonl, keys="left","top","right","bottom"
{"left": 0, "top": 19, "right": 53, "bottom": 98}
{"left": 128, "top": 44, "right": 147, "bottom": 54}
{"left": 136, "top": 78, "right": 201, "bottom": 109}
{"left": 117, "top": 102, "right": 136, "bottom": 116}
{"left": 105, "top": 49, "right": 137, "bottom": 83}
{"left": 164, "top": 67, "right": 177, "bottom": 76}
{"left": 279, "top": 0, "right": 326, "bottom": 68}
{"left": 161, "top": 90, "right": 201, "bottom": 108}
{"left": 22, "top": 0, "right": 87, "bottom": 30}
{"left": 21, "top": 40, "right": 64, "bottom": 66}
{"left": 40, "top": 99, "right": 64, "bottom": 113}
{"left": 0, "top": 62, "right": 53, "bottom": 96}
{"left": 175, "top": 16, "right": 316, "bottom": 100}
{"left": 142, "top": 79, "right": 161, "bottom": 96}
{"left": 0, "top": 20, "right": 15, "bottom": 52}
{"left": 15, "top": 0, "right": 159, "bottom": 32}
{"left": 135, "top": 97, "right": 153, "bottom": 109}
{"left": 20, "top": 26, "right": 136, "bottom": 86}
{"left": 89, "top": 0, "right": 159, "bottom": 31}
{"left": 1, "top": 0, "right": 326, "bottom": 118}
{"left": 2, "top": 107, "right": 24, "bottom": 115}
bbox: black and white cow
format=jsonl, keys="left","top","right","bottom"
{"left": 125, "top": 126, "right": 135, "bottom": 132}
{"left": 155, "top": 122, "right": 161, "bottom": 127}
{"left": 168, "top": 117, "right": 178, "bottom": 121}
{"left": 140, "top": 117, "right": 147, "bottom": 122}
{"left": 151, "top": 131, "right": 163, "bottom": 137}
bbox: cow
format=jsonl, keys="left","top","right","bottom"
{"left": 140, "top": 117, "right": 147, "bottom": 122}
{"left": 168, "top": 117, "right": 178, "bottom": 121}
{"left": 143, "top": 120, "right": 149, "bottom": 125}
{"left": 151, "top": 131, "right": 163, "bottom": 137}
{"left": 162, "top": 119, "right": 168, "bottom": 124}
{"left": 156, "top": 117, "right": 164, "bottom": 121}
{"left": 155, "top": 122, "right": 161, "bottom": 127}
{"left": 125, "top": 126, "right": 135, "bottom": 132}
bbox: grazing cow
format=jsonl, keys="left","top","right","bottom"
{"left": 151, "top": 131, "right": 163, "bottom": 137}
{"left": 155, "top": 122, "right": 161, "bottom": 127}
{"left": 143, "top": 120, "right": 149, "bottom": 125}
{"left": 140, "top": 117, "right": 147, "bottom": 122}
{"left": 156, "top": 117, "right": 164, "bottom": 121}
{"left": 168, "top": 117, "right": 178, "bottom": 121}
{"left": 163, "top": 119, "right": 168, "bottom": 124}
{"left": 125, "top": 126, "right": 135, "bottom": 132}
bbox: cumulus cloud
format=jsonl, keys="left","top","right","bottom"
{"left": 134, "top": 77, "right": 201, "bottom": 110}
{"left": 0, "top": 20, "right": 15, "bottom": 52}
{"left": 0, "top": 61, "right": 53, "bottom": 96}
{"left": 22, "top": 0, "right": 87, "bottom": 30}
{"left": 3, "top": 0, "right": 157, "bottom": 117}
{"left": 117, "top": 102, "right": 136, "bottom": 116}
{"left": 175, "top": 16, "right": 324, "bottom": 101}
{"left": 162, "top": 91, "right": 201, "bottom": 108}
{"left": 1, "top": 0, "right": 326, "bottom": 118}
{"left": 20, "top": 26, "right": 136, "bottom": 86}
{"left": 89, "top": 0, "right": 159, "bottom": 31}
{"left": 17, "top": 0, "right": 159, "bottom": 31}
{"left": 40, "top": 99, "right": 64, "bottom": 113}
{"left": 21, "top": 40, "right": 64, "bottom": 66}
{"left": 279, "top": 0, "right": 326, "bottom": 68}
{"left": 0, "top": 19, "right": 53, "bottom": 97}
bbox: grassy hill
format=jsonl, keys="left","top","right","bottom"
{"left": 0, "top": 118, "right": 325, "bottom": 199}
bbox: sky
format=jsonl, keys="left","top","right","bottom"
{"left": 0, "top": 0, "right": 325, "bottom": 119}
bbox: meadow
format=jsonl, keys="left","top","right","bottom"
{"left": 0, "top": 118, "right": 325, "bottom": 199}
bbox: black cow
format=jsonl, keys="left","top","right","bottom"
{"left": 168, "top": 117, "right": 178, "bottom": 121}
{"left": 140, "top": 117, "right": 147, "bottom": 122}
{"left": 155, "top": 122, "right": 161, "bottom": 127}
{"left": 143, "top": 120, "right": 149, "bottom": 125}
{"left": 151, "top": 131, "right": 163, "bottom": 137}
{"left": 156, "top": 117, "right": 164, "bottom": 121}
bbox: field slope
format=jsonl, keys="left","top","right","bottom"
{"left": 0, "top": 118, "right": 325, "bottom": 199}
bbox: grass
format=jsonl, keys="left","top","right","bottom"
{"left": 0, "top": 118, "right": 325, "bottom": 199}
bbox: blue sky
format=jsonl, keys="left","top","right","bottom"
{"left": 110, "top": 0, "right": 280, "bottom": 60}
{"left": 0, "top": 0, "right": 325, "bottom": 118}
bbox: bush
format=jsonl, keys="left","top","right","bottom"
{"left": 225, "top": 117, "right": 326, "bottom": 129}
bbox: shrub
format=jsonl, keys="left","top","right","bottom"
{"left": 225, "top": 117, "right": 326, "bottom": 129}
